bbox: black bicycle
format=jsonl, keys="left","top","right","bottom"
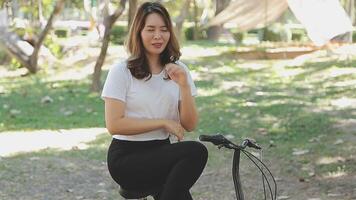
{"left": 199, "top": 134, "right": 277, "bottom": 200}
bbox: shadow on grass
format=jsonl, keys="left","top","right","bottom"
{"left": 0, "top": 71, "right": 110, "bottom": 132}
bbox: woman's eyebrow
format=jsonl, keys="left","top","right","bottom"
{"left": 145, "top": 25, "right": 167, "bottom": 28}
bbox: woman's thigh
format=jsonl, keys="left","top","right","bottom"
{"left": 108, "top": 141, "right": 207, "bottom": 189}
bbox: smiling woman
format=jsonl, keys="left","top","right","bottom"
{"left": 101, "top": 2, "right": 207, "bottom": 200}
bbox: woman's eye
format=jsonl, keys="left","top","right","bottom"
{"left": 147, "top": 29, "right": 154, "bottom": 32}
{"left": 161, "top": 29, "right": 168, "bottom": 32}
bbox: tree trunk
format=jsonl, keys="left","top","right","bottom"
{"left": 37, "top": 0, "right": 44, "bottom": 27}
{"left": 91, "top": 0, "right": 127, "bottom": 92}
{"left": 174, "top": 0, "right": 191, "bottom": 41}
{"left": 193, "top": 0, "right": 199, "bottom": 40}
{"left": 128, "top": 0, "right": 137, "bottom": 29}
{"left": 207, "top": 0, "right": 230, "bottom": 41}
{"left": 29, "top": 0, "right": 65, "bottom": 73}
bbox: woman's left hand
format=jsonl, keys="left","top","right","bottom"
{"left": 165, "top": 63, "right": 188, "bottom": 87}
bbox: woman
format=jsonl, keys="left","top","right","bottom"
{"left": 101, "top": 2, "right": 208, "bottom": 200}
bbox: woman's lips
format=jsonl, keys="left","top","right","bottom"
{"left": 152, "top": 43, "right": 163, "bottom": 48}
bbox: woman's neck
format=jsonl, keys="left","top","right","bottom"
{"left": 146, "top": 53, "right": 162, "bottom": 74}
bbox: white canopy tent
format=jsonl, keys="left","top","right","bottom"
{"left": 208, "top": 0, "right": 354, "bottom": 46}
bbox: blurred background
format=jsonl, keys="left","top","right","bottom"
{"left": 0, "top": 0, "right": 356, "bottom": 199}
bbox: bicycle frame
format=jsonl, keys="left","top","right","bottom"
{"left": 233, "top": 149, "right": 244, "bottom": 200}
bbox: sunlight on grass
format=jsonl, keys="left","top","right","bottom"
{"left": 197, "top": 88, "right": 221, "bottom": 97}
{"left": 330, "top": 97, "right": 356, "bottom": 109}
{"left": 322, "top": 166, "right": 347, "bottom": 179}
{"left": 0, "top": 128, "right": 106, "bottom": 157}
{"left": 181, "top": 46, "right": 222, "bottom": 59}
{"left": 317, "top": 156, "right": 346, "bottom": 165}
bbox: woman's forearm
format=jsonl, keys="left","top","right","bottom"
{"left": 106, "top": 117, "right": 166, "bottom": 135}
{"left": 179, "top": 85, "right": 198, "bottom": 131}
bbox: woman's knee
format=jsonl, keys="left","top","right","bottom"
{"left": 184, "top": 141, "right": 208, "bottom": 161}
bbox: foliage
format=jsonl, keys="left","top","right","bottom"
{"left": 291, "top": 29, "right": 306, "bottom": 41}
{"left": 44, "top": 36, "right": 63, "bottom": 58}
{"left": 0, "top": 49, "right": 9, "bottom": 64}
{"left": 9, "top": 58, "right": 22, "bottom": 70}
{"left": 262, "top": 23, "right": 292, "bottom": 42}
{"left": 54, "top": 28, "right": 70, "bottom": 38}
{"left": 230, "top": 28, "right": 245, "bottom": 44}
{"left": 110, "top": 25, "right": 127, "bottom": 45}
{"left": 184, "top": 26, "right": 207, "bottom": 41}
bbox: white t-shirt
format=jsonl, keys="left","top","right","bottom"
{"left": 101, "top": 60, "right": 197, "bottom": 141}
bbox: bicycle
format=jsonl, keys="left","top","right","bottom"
{"left": 199, "top": 134, "right": 277, "bottom": 200}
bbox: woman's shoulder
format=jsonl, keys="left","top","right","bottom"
{"left": 175, "top": 60, "right": 190, "bottom": 71}
{"left": 110, "top": 60, "right": 131, "bottom": 75}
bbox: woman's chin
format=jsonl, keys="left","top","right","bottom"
{"left": 147, "top": 49, "right": 164, "bottom": 55}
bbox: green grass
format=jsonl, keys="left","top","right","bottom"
{"left": 0, "top": 74, "right": 105, "bottom": 131}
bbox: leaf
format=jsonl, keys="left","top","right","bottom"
{"left": 292, "top": 149, "right": 309, "bottom": 156}
{"left": 10, "top": 109, "right": 21, "bottom": 116}
{"left": 277, "top": 195, "right": 290, "bottom": 200}
{"left": 41, "top": 96, "right": 54, "bottom": 104}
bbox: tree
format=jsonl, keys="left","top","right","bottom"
{"left": 0, "top": 0, "right": 65, "bottom": 74}
{"left": 174, "top": 0, "right": 191, "bottom": 41}
{"left": 128, "top": 0, "right": 138, "bottom": 29}
{"left": 207, "top": 0, "right": 230, "bottom": 41}
{"left": 91, "top": 0, "right": 127, "bottom": 92}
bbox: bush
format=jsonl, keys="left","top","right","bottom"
{"left": 44, "top": 36, "right": 63, "bottom": 58}
{"left": 54, "top": 28, "right": 70, "bottom": 38}
{"left": 353, "top": 31, "right": 356, "bottom": 43}
{"left": 14, "top": 27, "right": 26, "bottom": 38}
{"left": 184, "top": 26, "right": 195, "bottom": 41}
{"left": 0, "top": 49, "right": 9, "bottom": 64}
{"left": 184, "top": 26, "right": 207, "bottom": 41}
{"left": 110, "top": 25, "right": 127, "bottom": 45}
{"left": 10, "top": 58, "right": 22, "bottom": 70}
{"left": 262, "top": 23, "right": 291, "bottom": 42}
{"left": 291, "top": 29, "right": 306, "bottom": 41}
{"left": 230, "top": 28, "right": 245, "bottom": 44}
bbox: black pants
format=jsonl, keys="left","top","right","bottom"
{"left": 107, "top": 138, "right": 208, "bottom": 200}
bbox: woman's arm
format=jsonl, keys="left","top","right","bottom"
{"left": 179, "top": 85, "right": 198, "bottom": 132}
{"left": 104, "top": 97, "right": 185, "bottom": 140}
{"left": 165, "top": 63, "right": 199, "bottom": 132}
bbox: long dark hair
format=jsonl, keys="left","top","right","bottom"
{"left": 125, "top": 2, "right": 181, "bottom": 80}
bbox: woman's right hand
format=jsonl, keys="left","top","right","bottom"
{"left": 163, "top": 120, "right": 185, "bottom": 141}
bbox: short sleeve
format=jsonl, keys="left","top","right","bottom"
{"left": 176, "top": 61, "right": 197, "bottom": 97}
{"left": 101, "top": 62, "right": 130, "bottom": 102}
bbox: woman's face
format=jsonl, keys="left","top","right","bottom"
{"left": 140, "top": 13, "right": 170, "bottom": 56}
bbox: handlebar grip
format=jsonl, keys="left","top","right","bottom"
{"left": 199, "top": 134, "right": 229, "bottom": 145}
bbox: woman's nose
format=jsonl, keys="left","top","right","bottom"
{"left": 153, "top": 32, "right": 162, "bottom": 39}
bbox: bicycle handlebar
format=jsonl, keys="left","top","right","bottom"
{"left": 199, "top": 134, "right": 261, "bottom": 150}
{"left": 199, "top": 134, "right": 231, "bottom": 146}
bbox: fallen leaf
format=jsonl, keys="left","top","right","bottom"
{"left": 292, "top": 149, "right": 309, "bottom": 156}
{"left": 278, "top": 195, "right": 290, "bottom": 200}
{"left": 41, "top": 96, "right": 53, "bottom": 104}
{"left": 10, "top": 109, "right": 21, "bottom": 117}
{"left": 257, "top": 128, "right": 268, "bottom": 135}
{"left": 333, "top": 139, "right": 344, "bottom": 145}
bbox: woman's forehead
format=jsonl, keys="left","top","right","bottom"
{"left": 144, "top": 13, "right": 167, "bottom": 27}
